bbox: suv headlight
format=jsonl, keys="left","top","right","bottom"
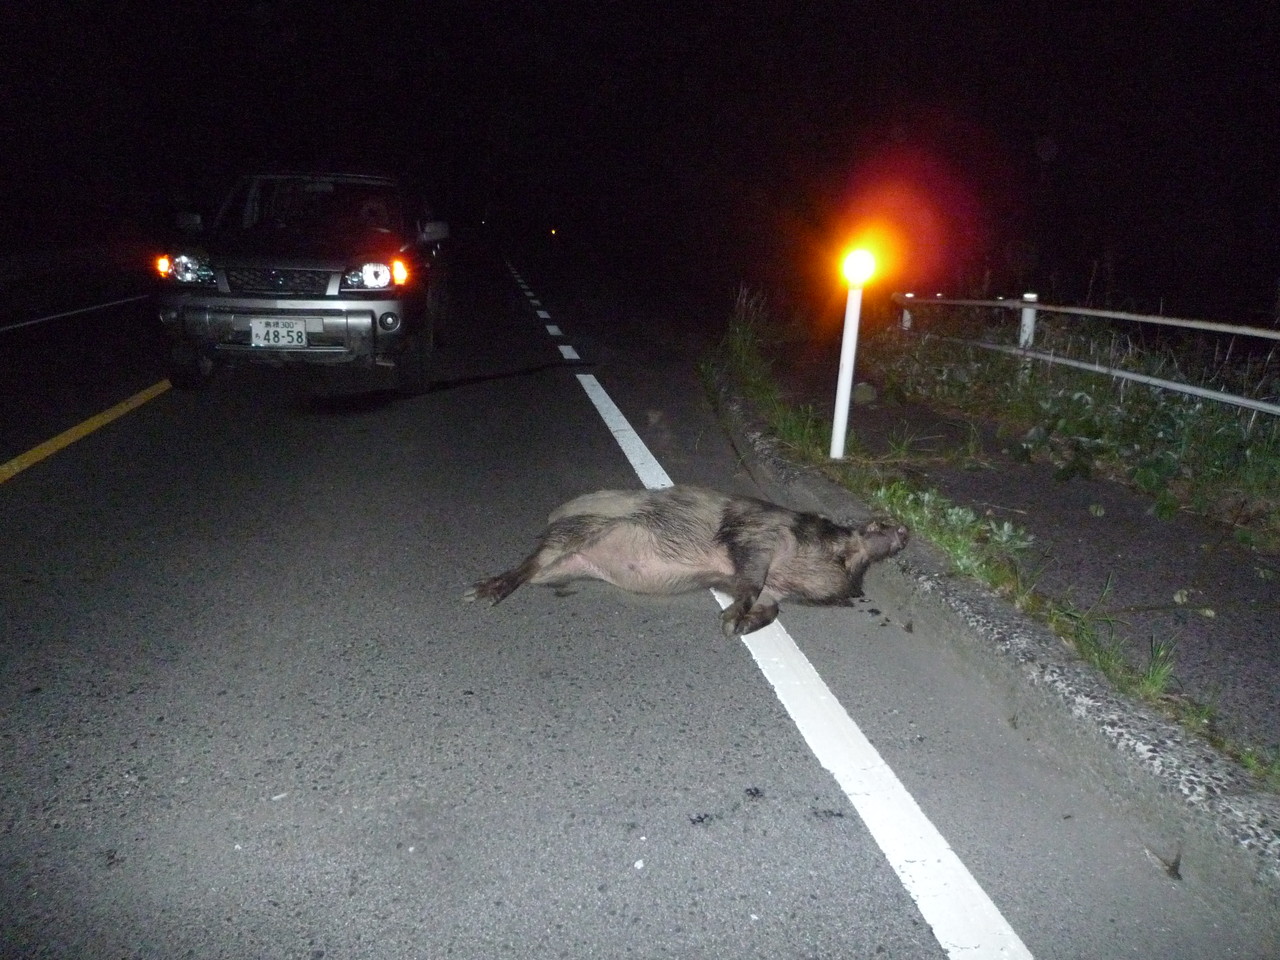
{"left": 342, "top": 259, "right": 409, "bottom": 290}
{"left": 157, "top": 254, "right": 216, "bottom": 286}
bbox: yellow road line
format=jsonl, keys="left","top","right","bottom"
{"left": 0, "top": 379, "right": 172, "bottom": 484}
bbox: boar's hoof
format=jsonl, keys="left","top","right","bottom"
{"left": 720, "top": 602, "right": 744, "bottom": 635}
{"left": 463, "top": 573, "right": 519, "bottom": 606}
{"left": 721, "top": 599, "right": 780, "bottom": 636}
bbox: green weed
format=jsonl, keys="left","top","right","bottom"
{"left": 866, "top": 316, "right": 1280, "bottom": 548}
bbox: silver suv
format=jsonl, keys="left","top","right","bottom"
{"left": 155, "top": 172, "right": 449, "bottom": 393}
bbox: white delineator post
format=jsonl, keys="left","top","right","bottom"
{"left": 1019, "top": 292, "right": 1039, "bottom": 348}
{"left": 829, "top": 249, "right": 875, "bottom": 460}
{"left": 1017, "top": 291, "right": 1039, "bottom": 381}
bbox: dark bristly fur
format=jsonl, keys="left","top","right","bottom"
{"left": 463, "top": 486, "right": 909, "bottom": 635}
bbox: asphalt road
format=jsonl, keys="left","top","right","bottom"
{"left": 1, "top": 251, "right": 1275, "bottom": 959}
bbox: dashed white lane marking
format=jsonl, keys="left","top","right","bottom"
{"left": 536, "top": 309, "right": 551, "bottom": 319}
{"left": 505, "top": 262, "right": 1034, "bottom": 960}
{"left": 546, "top": 325, "right": 562, "bottom": 336}
{"left": 558, "top": 345, "right": 580, "bottom": 361}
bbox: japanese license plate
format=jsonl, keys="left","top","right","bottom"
{"left": 251, "top": 318, "right": 307, "bottom": 347}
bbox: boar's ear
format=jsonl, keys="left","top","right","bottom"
{"left": 840, "top": 539, "right": 871, "bottom": 571}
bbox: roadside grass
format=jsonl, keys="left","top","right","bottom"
{"left": 700, "top": 288, "right": 1280, "bottom": 791}
{"left": 868, "top": 312, "right": 1280, "bottom": 550}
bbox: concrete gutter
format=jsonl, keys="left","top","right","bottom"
{"left": 709, "top": 382, "right": 1280, "bottom": 912}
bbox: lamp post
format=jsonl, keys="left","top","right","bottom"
{"left": 829, "top": 248, "right": 875, "bottom": 459}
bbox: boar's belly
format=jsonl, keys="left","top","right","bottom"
{"left": 547, "top": 525, "right": 735, "bottom": 595}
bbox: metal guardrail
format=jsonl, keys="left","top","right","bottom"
{"left": 891, "top": 293, "right": 1280, "bottom": 418}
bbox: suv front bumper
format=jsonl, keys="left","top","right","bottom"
{"left": 157, "top": 293, "right": 412, "bottom": 370}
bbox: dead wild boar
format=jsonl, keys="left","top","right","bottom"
{"left": 463, "top": 485, "right": 909, "bottom": 635}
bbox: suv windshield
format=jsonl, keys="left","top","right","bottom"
{"left": 212, "top": 175, "right": 407, "bottom": 238}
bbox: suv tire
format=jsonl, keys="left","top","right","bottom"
{"left": 167, "top": 341, "right": 214, "bottom": 390}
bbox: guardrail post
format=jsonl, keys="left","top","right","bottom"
{"left": 1019, "top": 292, "right": 1038, "bottom": 348}
{"left": 900, "top": 293, "right": 914, "bottom": 331}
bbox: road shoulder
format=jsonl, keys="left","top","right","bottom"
{"left": 707, "top": 376, "right": 1280, "bottom": 913}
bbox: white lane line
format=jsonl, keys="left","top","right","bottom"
{"left": 547, "top": 325, "right": 563, "bottom": 337}
{"left": 0, "top": 294, "right": 149, "bottom": 334}
{"left": 723, "top": 595, "right": 1034, "bottom": 959}
{"left": 568, "top": 369, "right": 1034, "bottom": 959}
{"left": 536, "top": 309, "right": 552, "bottom": 319}
{"left": 574, "top": 374, "right": 673, "bottom": 491}
{"left": 559, "top": 345, "right": 580, "bottom": 361}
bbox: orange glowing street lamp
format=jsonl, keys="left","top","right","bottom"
{"left": 842, "top": 248, "right": 876, "bottom": 287}
{"left": 830, "top": 248, "right": 875, "bottom": 459}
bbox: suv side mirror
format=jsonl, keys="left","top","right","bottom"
{"left": 418, "top": 220, "right": 449, "bottom": 242}
{"left": 175, "top": 211, "right": 203, "bottom": 234}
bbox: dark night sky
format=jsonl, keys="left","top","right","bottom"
{"left": 3, "top": 0, "right": 1277, "bottom": 319}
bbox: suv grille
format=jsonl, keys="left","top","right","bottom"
{"left": 227, "top": 268, "right": 330, "bottom": 296}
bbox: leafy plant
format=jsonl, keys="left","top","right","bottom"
{"left": 865, "top": 318, "right": 1280, "bottom": 548}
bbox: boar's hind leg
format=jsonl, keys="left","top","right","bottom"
{"left": 462, "top": 538, "right": 564, "bottom": 606}
{"left": 463, "top": 553, "right": 541, "bottom": 606}
{"left": 463, "top": 515, "right": 610, "bottom": 606}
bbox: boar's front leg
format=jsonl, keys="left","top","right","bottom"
{"left": 721, "top": 593, "right": 780, "bottom": 635}
{"left": 718, "top": 546, "right": 779, "bottom": 635}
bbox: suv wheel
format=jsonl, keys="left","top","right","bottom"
{"left": 167, "top": 341, "right": 214, "bottom": 390}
